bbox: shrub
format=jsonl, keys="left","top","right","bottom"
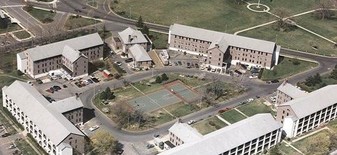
{"left": 155, "top": 76, "right": 162, "bottom": 83}
{"left": 161, "top": 73, "right": 169, "bottom": 81}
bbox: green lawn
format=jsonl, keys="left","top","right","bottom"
{"left": 24, "top": 7, "right": 56, "bottom": 23}
{"left": 261, "top": 57, "right": 317, "bottom": 81}
{"left": 149, "top": 31, "right": 168, "bottom": 49}
{"left": 12, "top": 30, "right": 31, "bottom": 40}
{"left": 192, "top": 116, "right": 227, "bottom": 135}
{"left": 293, "top": 11, "right": 337, "bottom": 42}
{"left": 0, "top": 23, "right": 22, "bottom": 34}
{"left": 240, "top": 24, "right": 337, "bottom": 56}
{"left": 237, "top": 100, "right": 275, "bottom": 117}
{"left": 113, "top": 86, "right": 142, "bottom": 102}
{"left": 112, "top": 0, "right": 276, "bottom": 33}
{"left": 15, "top": 139, "right": 38, "bottom": 155}
{"left": 132, "top": 80, "right": 163, "bottom": 94}
{"left": 278, "top": 143, "right": 301, "bottom": 155}
{"left": 167, "top": 73, "right": 210, "bottom": 88}
{"left": 219, "top": 109, "right": 247, "bottom": 124}
{"left": 292, "top": 129, "right": 331, "bottom": 154}
{"left": 328, "top": 119, "right": 337, "bottom": 133}
{"left": 87, "top": 0, "right": 98, "bottom": 7}
{"left": 64, "top": 15, "right": 100, "bottom": 30}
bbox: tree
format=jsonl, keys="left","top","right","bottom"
{"left": 155, "top": 76, "right": 162, "bottom": 83}
{"left": 0, "top": 17, "right": 10, "bottom": 29}
{"left": 273, "top": 8, "right": 296, "bottom": 32}
{"left": 91, "top": 130, "right": 120, "bottom": 154}
{"left": 136, "top": 16, "right": 144, "bottom": 28}
{"left": 161, "top": 73, "right": 169, "bottom": 81}
{"left": 141, "top": 24, "right": 149, "bottom": 36}
{"left": 330, "top": 64, "right": 337, "bottom": 79}
{"left": 313, "top": 1, "right": 335, "bottom": 20}
{"left": 100, "top": 87, "right": 115, "bottom": 100}
{"left": 305, "top": 73, "right": 322, "bottom": 86}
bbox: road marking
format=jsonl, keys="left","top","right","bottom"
{"left": 234, "top": 108, "right": 249, "bottom": 118}
{"left": 0, "top": 5, "right": 25, "bottom": 8}
{"left": 216, "top": 115, "right": 231, "bottom": 125}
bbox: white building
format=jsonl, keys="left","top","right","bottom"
{"left": 116, "top": 27, "right": 152, "bottom": 53}
{"left": 168, "top": 121, "right": 203, "bottom": 146}
{"left": 276, "top": 81, "right": 307, "bottom": 105}
{"left": 128, "top": 44, "right": 153, "bottom": 69}
{"left": 160, "top": 114, "right": 282, "bottom": 155}
{"left": 2, "top": 81, "right": 86, "bottom": 154}
{"left": 276, "top": 85, "right": 337, "bottom": 138}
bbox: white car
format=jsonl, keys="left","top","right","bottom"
{"left": 187, "top": 120, "right": 195, "bottom": 125}
{"left": 89, "top": 125, "right": 99, "bottom": 132}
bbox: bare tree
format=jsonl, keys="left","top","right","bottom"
{"left": 314, "top": 0, "right": 335, "bottom": 20}
{"left": 273, "top": 8, "right": 296, "bottom": 31}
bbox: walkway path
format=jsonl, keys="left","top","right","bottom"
{"left": 215, "top": 115, "right": 231, "bottom": 125}
{"left": 295, "top": 23, "right": 336, "bottom": 44}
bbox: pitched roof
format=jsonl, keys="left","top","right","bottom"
{"left": 62, "top": 46, "right": 86, "bottom": 63}
{"left": 26, "top": 33, "right": 103, "bottom": 62}
{"left": 48, "top": 96, "right": 83, "bottom": 114}
{"left": 118, "top": 27, "right": 148, "bottom": 44}
{"left": 169, "top": 24, "right": 277, "bottom": 54}
{"left": 277, "top": 81, "right": 307, "bottom": 99}
{"left": 208, "top": 37, "right": 229, "bottom": 52}
{"left": 168, "top": 122, "right": 203, "bottom": 143}
{"left": 160, "top": 114, "right": 282, "bottom": 155}
{"left": 2, "top": 81, "right": 84, "bottom": 146}
{"left": 283, "top": 85, "right": 337, "bottom": 119}
{"left": 129, "top": 44, "right": 152, "bottom": 62}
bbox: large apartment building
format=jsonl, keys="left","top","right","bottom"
{"left": 168, "top": 24, "right": 281, "bottom": 70}
{"left": 17, "top": 33, "right": 104, "bottom": 79}
{"left": 276, "top": 81, "right": 307, "bottom": 105}
{"left": 168, "top": 121, "right": 202, "bottom": 146}
{"left": 276, "top": 85, "right": 337, "bottom": 138}
{"left": 160, "top": 114, "right": 282, "bottom": 155}
{"left": 2, "top": 81, "right": 86, "bottom": 155}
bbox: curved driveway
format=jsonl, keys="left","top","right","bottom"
{"left": 80, "top": 49, "right": 337, "bottom": 142}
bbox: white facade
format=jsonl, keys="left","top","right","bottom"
{"left": 17, "top": 53, "right": 27, "bottom": 73}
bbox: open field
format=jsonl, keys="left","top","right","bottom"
{"left": 237, "top": 100, "right": 275, "bottom": 116}
{"left": 64, "top": 15, "right": 100, "bottom": 30}
{"left": 192, "top": 116, "right": 227, "bottom": 135}
{"left": 149, "top": 31, "right": 168, "bottom": 49}
{"left": 23, "top": 7, "right": 56, "bottom": 23}
{"left": 12, "top": 30, "right": 31, "bottom": 40}
{"left": 219, "top": 109, "right": 247, "bottom": 124}
{"left": 112, "top": 0, "right": 276, "bottom": 33}
{"left": 0, "top": 24, "right": 22, "bottom": 34}
{"left": 15, "top": 139, "right": 38, "bottom": 155}
{"left": 278, "top": 143, "right": 301, "bottom": 155}
{"left": 292, "top": 129, "right": 331, "bottom": 154}
{"left": 261, "top": 57, "right": 317, "bottom": 81}
{"left": 293, "top": 11, "right": 337, "bottom": 42}
{"left": 240, "top": 24, "right": 337, "bottom": 56}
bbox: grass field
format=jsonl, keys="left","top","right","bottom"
{"left": 297, "top": 74, "right": 337, "bottom": 92}
{"left": 0, "top": 24, "right": 22, "bottom": 34}
{"left": 64, "top": 15, "right": 100, "bottom": 30}
{"left": 15, "top": 139, "right": 38, "bottom": 155}
{"left": 149, "top": 31, "right": 168, "bottom": 49}
{"left": 219, "top": 109, "right": 247, "bottom": 124}
{"left": 278, "top": 143, "right": 301, "bottom": 155}
{"left": 241, "top": 24, "right": 337, "bottom": 56}
{"left": 192, "top": 116, "right": 227, "bottom": 135}
{"left": 292, "top": 129, "right": 331, "bottom": 154}
{"left": 237, "top": 100, "right": 275, "bottom": 117}
{"left": 112, "top": 0, "right": 276, "bottom": 33}
{"left": 12, "top": 30, "right": 31, "bottom": 40}
{"left": 261, "top": 57, "right": 317, "bottom": 81}
{"left": 293, "top": 11, "right": 337, "bottom": 42}
{"left": 24, "top": 7, "right": 56, "bottom": 23}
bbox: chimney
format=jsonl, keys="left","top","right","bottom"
{"left": 128, "top": 35, "right": 132, "bottom": 42}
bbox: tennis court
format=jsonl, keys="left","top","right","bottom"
{"left": 128, "top": 89, "right": 181, "bottom": 113}
{"left": 165, "top": 81, "right": 201, "bottom": 103}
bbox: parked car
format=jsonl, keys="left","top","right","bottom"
{"left": 115, "top": 61, "right": 122, "bottom": 66}
{"left": 153, "top": 134, "right": 160, "bottom": 138}
{"left": 89, "top": 125, "right": 99, "bottom": 132}
{"left": 187, "top": 120, "right": 195, "bottom": 125}
{"left": 52, "top": 86, "right": 61, "bottom": 91}
{"left": 146, "top": 144, "right": 154, "bottom": 149}
{"left": 125, "top": 58, "right": 133, "bottom": 63}
{"left": 1, "top": 133, "right": 10, "bottom": 137}
{"left": 62, "top": 84, "right": 67, "bottom": 88}
{"left": 91, "top": 78, "right": 99, "bottom": 83}
{"left": 271, "top": 79, "right": 280, "bottom": 83}
{"left": 46, "top": 88, "right": 54, "bottom": 93}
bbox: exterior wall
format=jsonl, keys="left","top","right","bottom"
{"left": 80, "top": 45, "right": 103, "bottom": 61}
{"left": 292, "top": 103, "right": 337, "bottom": 137}
{"left": 135, "top": 61, "right": 152, "bottom": 68}
{"left": 62, "top": 56, "right": 88, "bottom": 77}
{"left": 275, "top": 105, "right": 296, "bottom": 123}
{"left": 168, "top": 33, "right": 276, "bottom": 69}
{"left": 229, "top": 46, "right": 273, "bottom": 69}
{"left": 169, "top": 131, "right": 185, "bottom": 146}
{"left": 17, "top": 54, "right": 28, "bottom": 73}
{"left": 276, "top": 90, "right": 293, "bottom": 106}
{"left": 206, "top": 47, "right": 225, "bottom": 67}
{"left": 220, "top": 129, "right": 282, "bottom": 155}
{"left": 2, "top": 91, "right": 58, "bottom": 154}
{"left": 61, "top": 134, "right": 85, "bottom": 154}
{"left": 169, "top": 34, "right": 211, "bottom": 56}
{"left": 63, "top": 108, "right": 83, "bottom": 126}
{"left": 29, "top": 56, "right": 62, "bottom": 78}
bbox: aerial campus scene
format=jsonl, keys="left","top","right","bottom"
{"left": 1, "top": 0, "right": 337, "bottom": 155}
